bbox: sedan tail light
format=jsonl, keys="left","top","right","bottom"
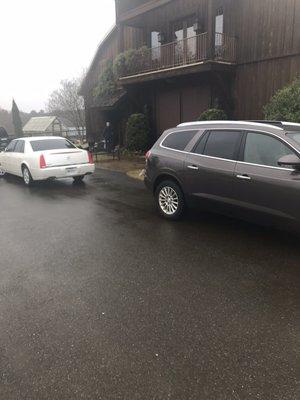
{"left": 39, "top": 154, "right": 46, "bottom": 169}
{"left": 145, "top": 150, "right": 151, "bottom": 160}
{"left": 88, "top": 152, "right": 93, "bottom": 164}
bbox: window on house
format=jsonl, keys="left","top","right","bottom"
{"left": 215, "top": 8, "right": 224, "bottom": 48}
{"left": 186, "top": 26, "right": 197, "bottom": 58}
{"left": 172, "top": 17, "right": 197, "bottom": 62}
{"left": 174, "top": 26, "right": 184, "bottom": 62}
{"left": 151, "top": 31, "right": 161, "bottom": 60}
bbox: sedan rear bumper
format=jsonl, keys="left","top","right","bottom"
{"left": 31, "top": 163, "right": 95, "bottom": 180}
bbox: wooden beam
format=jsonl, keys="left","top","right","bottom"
{"left": 118, "top": 0, "right": 173, "bottom": 23}
{"left": 119, "top": 61, "right": 236, "bottom": 85}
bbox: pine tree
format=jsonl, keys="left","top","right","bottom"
{"left": 12, "top": 99, "right": 23, "bottom": 137}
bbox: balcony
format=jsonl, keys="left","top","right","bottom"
{"left": 119, "top": 33, "right": 237, "bottom": 84}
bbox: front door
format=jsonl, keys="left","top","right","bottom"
{"left": 185, "top": 129, "right": 243, "bottom": 205}
{"left": 11, "top": 140, "right": 25, "bottom": 176}
{"left": 233, "top": 131, "right": 300, "bottom": 223}
{"left": 2, "top": 140, "right": 17, "bottom": 173}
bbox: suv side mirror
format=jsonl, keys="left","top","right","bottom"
{"left": 278, "top": 154, "right": 300, "bottom": 170}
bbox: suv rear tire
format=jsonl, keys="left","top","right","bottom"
{"left": 155, "top": 180, "right": 185, "bottom": 220}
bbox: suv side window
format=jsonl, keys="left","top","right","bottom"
{"left": 200, "top": 130, "right": 243, "bottom": 160}
{"left": 14, "top": 140, "right": 25, "bottom": 153}
{"left": 244, "top": 132, "right": 295, "bottom": 167}
{"left": 162, "top": 130, "right": 198, "bottom": 151}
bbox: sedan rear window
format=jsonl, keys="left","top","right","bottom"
{"left": 162, "top": 130, "right": 197, "bottom": 151}
{"left": 30, "top": 139, "right": 76, "bottom": 151}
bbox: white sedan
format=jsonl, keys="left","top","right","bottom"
{"left": 0, "top": 136, "right": 95, "bottom": 185}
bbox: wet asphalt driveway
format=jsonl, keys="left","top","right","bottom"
{"left": 0, "top": 169, "right": 299, "bottom": 400}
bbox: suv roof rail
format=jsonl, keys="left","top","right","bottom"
{"left": 247, "top": 120, "right": 283, "bottom": 127}
{"left": 177, "top": 120, "right": 283, "bottom": 130}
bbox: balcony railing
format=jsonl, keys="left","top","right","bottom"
{"left": 120, "top": 32, "right": 237, "bottom": 78}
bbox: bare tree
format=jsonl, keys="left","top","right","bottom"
{"left": 47, "top": 77, "right": 85, "bottom": 137}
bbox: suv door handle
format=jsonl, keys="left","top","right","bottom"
{"left": 187, "top": 165, "right": 199, "bottom": 170}
{"left": 236, "top": 174, "right": 251, "bottom": 181}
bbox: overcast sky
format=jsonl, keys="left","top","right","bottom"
{"left": 0, "top": 0, "right": 116, "bottom": 112}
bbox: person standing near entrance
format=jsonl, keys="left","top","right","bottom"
{"left": 103, "top": 122, "right": 114, "bottom": 153}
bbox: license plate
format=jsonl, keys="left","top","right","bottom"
{"left": 65, "top": 167, "right": 77, "bottom": 174}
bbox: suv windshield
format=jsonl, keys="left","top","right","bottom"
{"left": 30, "top": 139, "right": 76, "bottom": 151}
{"left": 286, "top": 132, "right": 300, "bottom": 146}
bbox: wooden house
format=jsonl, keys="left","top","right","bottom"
{"left": 80, "top": 0, "right": 300, "bottom": 144}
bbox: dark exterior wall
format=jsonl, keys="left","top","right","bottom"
{"left": 127, "top": 0, "right": 208, "bottom": 34}
{"left": 85, "top": 106, "right": 107, "bottom": 141}
{"left": 130, "top": 73, "right": 234, "bottom": 137}
{"left": 122, "top": 26, "right": 145, "bottom": 51}
{"left": 234, "top": 0, "right": 299, "bottom": 64}
{"left": 232, "top": 0, "right": 300, "bottom": 119}
{"left": 116, "top": 0, "right": 150, "bottom": 17}
{"left": 234, "top": 54, "right": 300, "bottom": 120}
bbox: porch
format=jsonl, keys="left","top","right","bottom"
{"left": 119, "top": 32, "right": 237, "bottom": 81}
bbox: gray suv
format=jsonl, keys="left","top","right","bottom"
{"left": 144, "top": 121, "right": 300, "bottom": 229}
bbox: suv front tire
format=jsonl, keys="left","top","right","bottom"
{"left": 155, "top": 180, "right": 185, "bottom": 220}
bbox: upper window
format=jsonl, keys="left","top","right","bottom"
{"left": 151, "top": 31, "right": 161, "bottom": 60}
{"left": 162, "top": 130, "right": 198, "bottom": 151}
{"left": 202, "top": 130, "right": 242, "bottom": 160}
{"left": 5, "top": 140, "right": 16, "bottom": 152}
{"left": 14, "top": 140, "right": 25, "bottom": 153}
{"left": 244, "top": 132, "right": 294, "bottom": 167}
{"left": 215, "top": 8, "right": 224, "bottom": 47}
{"left": 30, "top": 139, "right": 76, "bottom": 152}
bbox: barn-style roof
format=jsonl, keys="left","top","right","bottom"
{"left": 79, "top": 26, "right": 117, "bottom": 96}
{"left": 23, "top": 116, "right": 60, "bottom": 132}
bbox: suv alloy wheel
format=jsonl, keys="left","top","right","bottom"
{"left": 155, "top": 180, "right": 185, "bottom": 220}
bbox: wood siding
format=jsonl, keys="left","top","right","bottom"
{"left": 235, "top": 0, "right": 300, "bottom": 63}
{"left": 234, "top": 54, "right": 300, "bottom": 120}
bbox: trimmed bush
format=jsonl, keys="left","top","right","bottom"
{"left": 198, "top": 108, "right": 228, "bottom": 121}
{"left": 264, "top": 78, "right": 300, "bottom": 123}
{"left": 126, "top": 113, "right": 149, "bottom": 152}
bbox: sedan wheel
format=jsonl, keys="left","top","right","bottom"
{"left": 0, "top": 167, "right": 5, "bottom": 177}
{"left": 22, "top": 166, "right": 33, "bottom": 186}
{"left": 155, "top": 180, "right": 185, "bottom": 220}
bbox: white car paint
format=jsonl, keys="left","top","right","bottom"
{"left": 0, "top": 136, "right": 95, "bottom": 183}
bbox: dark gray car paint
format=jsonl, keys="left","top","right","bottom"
{"left": 145, "top": 122, "right": 300, "bottom": 228}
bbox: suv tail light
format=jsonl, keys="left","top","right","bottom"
{"left": 88, "top": 152, "right": 93, "bottom": 164}
{"left": 39, "top": 154, "right": 46, "bottom": 169}
{"left": 145, "top": 150, "right": 151, "bottom": 161}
